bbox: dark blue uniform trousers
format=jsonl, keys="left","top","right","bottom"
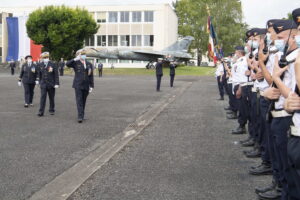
{"left": 75, "top": 88, "right": 89, "bottom": 119}
{"left": 23, "top": 83, "right": 35, "bottom": 104}
{"left": 226, "top": 83, "right": 237, "bottom": 112}
{"left": 156, "top": 75, "right": 162, "bottom": 91}
{"left": 39, "top": 87, "right": 55, "bottom": 113}
{"left": 259, "top": 97, "right": 271, "bottom": 165}
{"left": 217, "top": 76, "right": 224, "bottom": 98}
{"left": 237, "top": 86, "right": 250, "bottom": 127}
{"left": 249, "top": 91, "right": 259, "bottom": 140}
{"left": 287, "top": 136, "right": 300, "bottom": 200}
{"left": 271, "top": 116, "right": 291, "bottom": 200}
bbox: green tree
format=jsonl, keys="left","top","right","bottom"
{"left": 26, "top": 5, "right": 99, "bottom": 60}
{"left": 175, "top": 0, "right": 247, "bottom": 65}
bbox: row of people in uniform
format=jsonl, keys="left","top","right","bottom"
{"left": 216, "top": 8, "right": 300, "bottom": 200}
{"left": 18, "top": 49, "right": 94, "bottom": 123}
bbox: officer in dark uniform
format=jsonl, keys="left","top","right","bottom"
{"left": 37, "top": 52, "right": 60, "bottom": 116}
{"left": 98, "top": 62, "right": 103, "bottom": 77}
{"left": 18, "top": 55, "right": 39, "bottom": 107}
{"left": 66, "top": 49, "right": 94, "bottom": 123}
{"left": 169, "top": 61, "right": 176, "bottom": 87}
{"left": 10, "top": 59, "right": 16, "bottom": 75}
{"left": 155, "top": 58, "right": 163, "bottom": 91}
{"left": 58, "top": 58, "right": 65, "bottom": 76}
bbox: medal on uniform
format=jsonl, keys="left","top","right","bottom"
{"left": 48, "top": 67, "right": 53, "bottom": 72}
{"left": 88, "top": 68, "right": 91, "bottom": 75}
{"left": 31, "top": 67, "right": 35, "bottom": 73}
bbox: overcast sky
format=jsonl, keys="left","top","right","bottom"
{"left": 1, "top": 0, "right": 300, "bottom": 28}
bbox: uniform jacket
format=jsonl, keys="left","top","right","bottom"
{"left": 169, "top": 64, "right": 176, "bottom": 76}
{"left": 98, "top": 63, "right": 103, "bottom": 69}
{"left": 19, "top": 63, "right": 39, "bottom": 84}
{"left": 38, "top": 61, "right": 59, "bottom": 89}
{"left": 66, "top": 59, "right": 94, "bottom": 90}
{"left": 58, "top": 61, "right": 65, "bottom": 70}
{"left": 156, "top": 62, "right": 163, "bottom": 76}
{"left": 10, "top": 62, "right": 16, "bottom": 68}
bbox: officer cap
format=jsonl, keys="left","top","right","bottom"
{"left": 267, "top": 19, "right": 280, "bottom": 28}
{"left": 235, "top": 46, "right": 244, "bottom": 51}
{"left": 292, "top": 8, "right": 300, "bottom": 26}
{"left": 252, "top": 28, "right": 267, "bottom": 36}
{"left": 41, "top": 52, "right": 50, "bottom": 58}
{"left": 76, "top": 49, "right": 87, "bottom": 56}
{"left": 25, "top": 55, "right": 32, "bottom": 60}
{"left": 273, "top": 20, "right": 297, "bottom": 34}
{"left": 246, "top": 29, "right": 254, "bottom": 39}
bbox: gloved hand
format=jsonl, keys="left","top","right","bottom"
{"left": 18, "top": 81, "right": 22, "bottom": 87}
{"left": 89, "top": 87, "right": 93, "bottom": 93}
{"left": 74, "top": 55, "right": 81, "bottom": 61}
{"left": 35, "top": 81, "right": 39, "bottom": 85}
{"left": 54, "top": 85, "right": 59, "bottom": 89}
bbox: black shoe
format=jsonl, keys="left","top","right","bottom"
{"left": 24, "top": 104, "right": 29, "bottom": 108}
{"left": 49, "top": 112, "right": 55, "bottom": 115}
{"left": 241, "top": 139, "right": 255, "bottom": 147}
{"left": 258, "top": 187, "right": 281, "bottom": 199}
{"left": 227, "top": 113, "right": 237, "bottom": 119}
{"left": 240, "top": 137, "right": 252, "bottom": 144}
{"left": 218, "top": 97, "right": 224, "bottom": 100}
{"left": 30, "top": 104, "right": 34, "bottom": 107}
{"left": 37, "top": 113, "right": 44, "bottom": 117}
{"left": 245, "top": 148, "right": 261, "bottom": 158}
{"left": 224, "top": 106, "right": 231, "bottom": 110}
{"left": 255, "top": 180, "right": 277, "bottom": 194}
{"left": 249, "top": 163, "right": 272, "bottom": 175}
{"left": 226, "top": 110, "right": 234, "bottom": 114}
{"left": 78, "top": 119, "right": 83, "bottom": 123}
{"left": 231, "top": 126, "right": 246, "bottom": 134}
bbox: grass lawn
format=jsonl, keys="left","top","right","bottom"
{"left": 65, "top": 66, "right": 215, "bottom": 76}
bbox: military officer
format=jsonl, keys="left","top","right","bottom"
{"left": 37, "top": 52, "right": 60, "bottom": 117}
{"left": 58, "top": 58, "right": 65, "bottom": 76}
{"left": 98, "top": 62, "right": 103, "bottom": 77}
{"left": 215, "top": 60, "right": 225, "bottom": 100}
{"left": 10, "top": 59, "right": 16, "bottom": 75}
{"left": 18, "top": 55, "right": 39, "bottom": 107}
{"left": 230, "top": 46, "right": 249, "bottom": 134}
{"left": 66, "top": 49, "right": 94, "bottom": 123}
{"left": 155, "top": 58, "right": 163, "bottom": 92}
{"left": 169, "top": 61, "right": 176, "bottom": 88}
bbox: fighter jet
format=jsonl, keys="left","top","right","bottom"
{"left": 85, "top": 36, "right": 194, "bottom": 67}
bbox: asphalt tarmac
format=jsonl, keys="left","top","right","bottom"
{"left": 0, "top": 73, "right": 269, "bottom": 200}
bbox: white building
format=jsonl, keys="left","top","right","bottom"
{"left": 0, "top": 3, "right": 178, "bottom": 68}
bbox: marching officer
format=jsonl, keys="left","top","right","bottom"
{"left": 37, "top": 52, "right": 60, "bottom": 117}
{"left": 58, "top": 58, "right": 65, "bottom": 76}
{"left": 66, "top": 49, "right": 94, "bottom": 123}
{"left": 169, "top": 61, "right": 176, "bottom": 87}
{"left": 155, "top": 58, "right": 163, "bottom": 92}
{"left": 18, "top": 55, "right": 39, "bottom": 107}
{"left": 10, "top": 59, "right": 16, "bottom": 75}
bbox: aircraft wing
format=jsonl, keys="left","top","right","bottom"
{"left": 132, "top": 50, "right": 167, "bottom": 57}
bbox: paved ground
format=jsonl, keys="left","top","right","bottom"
{"left": 0, "top": 72, "right": 269, "bottom": 200}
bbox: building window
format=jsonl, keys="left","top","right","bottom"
{"left": 144, "top": 35, "right": 154, "bottom": 46}
{"left": 97, "top": 35, "right": 106, "bottom": 46}
{"left": 108, "top": 35, "right": 118, "bottom": 46}
{"left": 132, "top": 11, "right": 142, "bottom": 22}
{"left": 131, "top": 35, "right": 142, "bottom": 46}
{"left": 96, "top": 59, "right": 106, "bottom": 64}
{"left": 108, "top": 12, "right": 118, "bottom": 23}
{"left": 97, "top": 12, "right": 106, "bottom": 23}
{"left": 120, "top": 11, "right": 129, "bottom": 23}
{"left": 108, "top": 59, "right": 118, "bottom": 63}
{"left": 85, "top": 35, "right": 95, "bottom": 46}
{"left": 120, "top": 35, "right": 130, "bottom": 46}
{"left": 144, "top": 11, "right": 153, "bottom": 22}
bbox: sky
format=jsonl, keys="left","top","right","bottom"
{"left": 1, "top": 0, "right": 300, "bottom": 28}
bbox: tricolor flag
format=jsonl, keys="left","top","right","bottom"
{"left": 6, "top": 16, "right": 42, "bottom": 62}
{"left": 207, "top": 16, "right": 218, "bottom": 63}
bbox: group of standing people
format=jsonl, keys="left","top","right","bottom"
{"left": 155, "top": 58, "right": 176, "bottom": 92}
{"left": 18, "top": 49, "right": 94, "bottom": 123}
{"left": 215, "top": 8, "right": 300, "bottom": 200}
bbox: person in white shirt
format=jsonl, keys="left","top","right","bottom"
{"left": 215, "top": 60, "right": 225, "bottom": 100}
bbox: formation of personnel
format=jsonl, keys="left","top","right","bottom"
{"left": 155, "top": 58, "right": 177, "bottom": 91}
{"left": 216, "top": 8, "right": 300, "bottom": 200}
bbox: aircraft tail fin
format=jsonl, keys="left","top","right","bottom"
{"left": 163, "top": 36, "right": 194, "bottom": 52}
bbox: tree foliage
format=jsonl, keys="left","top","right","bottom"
{"left": 175, "top": 0, "right": 247, "bottom": 65}
{"left": 26, "top": 5, "right": 99, "bottom": 60}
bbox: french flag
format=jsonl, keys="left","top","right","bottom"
{"left": 6, "top": 16, "right": 42, "bottom": 62}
